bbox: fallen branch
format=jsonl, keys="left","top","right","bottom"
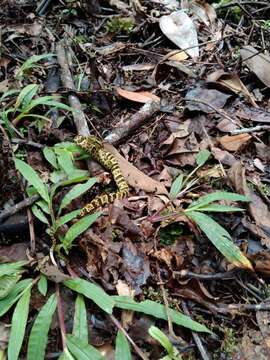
{"left": 0, "top": 195, "right": 40, "bottom": 223}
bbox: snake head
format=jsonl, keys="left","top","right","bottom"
{"left": 74, "top": 135, "right": 103, "bottom": 152}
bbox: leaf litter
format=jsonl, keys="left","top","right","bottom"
{"left": 0, "top": 0, "right": 270, "bottom": 359}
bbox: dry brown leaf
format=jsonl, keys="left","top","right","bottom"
{"left": 217, "top": 118, "right": 239, "bottom": 133}
{"left": 104, "top": 143, "right": 168, "bottom": 195}
{"left": 207, "top": 70, "right": 257, "bottom": 107}
{"left": 240, "top": 46, "right": 270, "bottom": 88}
{"left": 168, "top": 50, "right": 189, "bottom": 61}
{"left": 0, "top": 79, "right": 9, "bottom": 93}
{"left": 236, "top": 107, "right": 270, "bottom": 124}
{"left": 229, "top": 162, "right": 270, "bottom": 248}
{"left": 219, "top": 134, "right": 251, "bottom": 151}
{"left": 116, "top": 87, "right": 160, "bottom": 103}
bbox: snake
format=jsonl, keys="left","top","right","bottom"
{"left": 74, "top": 135, "right": 129, "bottom": 217}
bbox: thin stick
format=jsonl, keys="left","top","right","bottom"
{"left": 0, "top": 194, "right": 40, "bottom": 223}
{"left": 56, "top": 284, "right": 67, "bottom": 350}
{"left": 231, "top": 125, "right": 270, "bottom": 134}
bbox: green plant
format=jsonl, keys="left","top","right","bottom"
{"left": 149, "top": 326, "right": 182, "bottom": 360}
{"left": 16, "top": 53, "right": 55, "bottom": 79}
{"left": 166, "top": 149, "right": 252, "bottom": 270}
{"left": 0, "top": 262, "right": 211, "bottom": 359}
{"left": 105, "top": 17, "right": 135, "bottom": 34}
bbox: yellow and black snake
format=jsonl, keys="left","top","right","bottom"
{"left": 74, "top": 135, "right": 129, "bottom": 217}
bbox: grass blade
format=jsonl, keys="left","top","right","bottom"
{"left": 43, "top": 147, "right": 58, "bottom": 169}
{"left": 187, "top": 211, "right": 253, "bottom": 270}
{"left": 169, "top": 174, "right": 184, "bottom": 199}
{"left": 15, "top": 158, "right": 49, "bottom": 203}
{"left": 64, "top": 278, "right": 114, "bottom": 314}
{"left": 62, "top": 211, "right": 102, "bottom": 252}
{"left": 27, "top": 293, "right": 57, "bottom": 360}
{"left": 14, "top": 84, "right": 38, "bottom": 110}
{"left": 66, "top": 334, "right": 104, "bottom": 360}
{"left": 196, "top": 149, "right": 211, "bottom": 167}
{"left": 113, "top": 297, "right": 211, "bottom": 333}
{"left": 0, "top": 261, "right": 27, "bottom": 277}
{"left": 0, "top": 274, "right": 21, "bottom": 299}
{"left": 186, "top": 204, "right": 244, "bottom": 213}
{"left": 115, "top": 330, "right": 131, "bottom": 360}
{"left": 8, "top": 286, "right": 31, "bottom": 360}
{"left": 37, "top": 274, "right": 48, "bottom": 296}
{"left": 73, "top": 295, "right": 88, "bottom": 342}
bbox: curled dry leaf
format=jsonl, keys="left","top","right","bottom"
{"left": 190, "top": 0, "right": 217, "bottom": 27}
{"left": 116, "top": 87, "right": 160, "bottom": 103}
{"left": 104, "top": 143, "right": 168, "bottom": 195}
{"left": 219, "top": 134, "right": 251, "bottom": 152}
{"left": 240, "top": 46, "right": 270, "bottom": 88}
{"left": 159, "top": 10, "right": 199, "bottom": 60}
{"left": 207, "top": 70, "right": 257, "bottom": 107}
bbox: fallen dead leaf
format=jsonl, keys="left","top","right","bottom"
{"left": 207, "top": 70, "right": 257, "bottom": 107}
{"left": 167, "top": 50, "right": 189, "bottom": 61}
{"left": 217, "top": 118, "right": 239, "bottom": 133}
{"left": 229, "top": 162, "right": 270, "bottom": 247}
{"left": 240, "top": 46, "right": 270, "bottom": 88}
{"left": 219, "top": 134, "right": 251, "bottom": 152}
{"left": 0, "top": 79, "right": 9, "bottom": 93}
{"left": 159, "top": 10, "right": 199, "bottom": 59}
{"left": 233, "top": 329, "right": 270, "bottom": 360}
{"left": 122, "top": 63, "right": 156, "bottom": 71}
{"left": 236, "top": 107, "right": 270, "bottom": 124}
{"left": 116, "top": 87, "right": 160, "bottom": 103}
{"left": 255, "top": 142, "right": 270, "bottom": 161}
{"left": 190, "top": 0, "right": 217, "bottom": 27}
{"left": 211, "top": 146, "right": 237, "bottom": 166}
{"left": 104, "top": 143, "right": 168, "bottom": 194}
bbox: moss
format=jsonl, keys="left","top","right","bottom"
{"left": 105, "top": 17, "right": 135, "bottom": 35}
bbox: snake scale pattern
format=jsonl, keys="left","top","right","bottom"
{"left": 74, "top": 135, "right": 129, "bottom": 217}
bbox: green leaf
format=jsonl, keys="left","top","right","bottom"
{"left": 43, "top": 147, "right": 58, "bottom": 169}
{"left": 115, "top": 330, "right": 131, "bottom": 360}
{"left": 196, "top": 149, "right": 211, "bottom": 167}
{"left": 73, "top": 295, "right": 88, "bottom": 342}
{"left": 36, "top": 200, "right": 50, "bottom": 214}
{"left": 0, "top": 274, "right": 21, "bottom": 299}
{"left": 37, "top": 274, "right": 48, "bottom": 296}
{"left": 8, "top": 286, "right": 31, "bottom": 360}
{"left": 56, "top": 210, "right": 81, "bottom": 229}
{"left": 58, "top": 348, "right": 76, "bottom": 360}
{"left": 14, "top": 84, "right": 39, "bottom": 110}
{"left": 22, "top": 96, "right": 71, "bottom": 114}
{"left": 0, "top": 261, "right": 27, "bottom": 277}
{"left": 56, "top": 149, "right": 75, "bottom": 176}
{"left": 148, "top": 326, "right": 174, "bottom": 356}
{"left": 66, "top": 335, "right": 104, "bottom": 360}
{"left": 16, "top": 54, "right": 55, "bottom": 78}
{"left": 62, "top": 212, "right": 102, "bottom": 252}
{"left": 32, "top": 205, "right": 49, "bottom": 224}
{"left": 190, "top": 204, "right": 244, "bottom": 212}
{"left": 15, "top": 158, "right": 49, "bottom": 203}
{"left": 59, "top": 178, "right": 97, "bottom": 214}
{"left": 0, "top": 279, "right": 32, "bottom": 317}
{"left": 27, "top": 293, "right": 57, "bottom": 360}
{"left": 113, "top": 297, "right": 211, "bottom": 333}
{"left": 64, "top": 278, "right": 114, "bottom": 314}
{"left": 187, "top": 191, "right": 250, "bottom": 211}
{"left": 186, "top": 211, "right": 253, "bottom": 270}
{"left": 170, "top": 174, "right": 184, "bottom": 199}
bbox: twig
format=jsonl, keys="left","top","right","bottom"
{"left": 0, "top": 194, "right": 40, "bottom": 223}
{"left": 182, "top": 301, "right": 211, "bottom": 360}
{"left": 104, "top": 100, "right": 160, "bottom": 146}
{"left": 174, "top": 270, "right": 236, "bottom": 281}
{"left": 11, "top": 138, "right": 44, "bottom": 149}
{"left": 56, "top": 284, "right": 67, "bottom": 350}
{"left": 231, "top": 125, "right": 270, "bottom": 134}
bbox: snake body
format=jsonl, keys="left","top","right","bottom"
{"left": 74, "top": 135, "right": 129, "bottom": 217}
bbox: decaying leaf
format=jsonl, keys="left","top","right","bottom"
{"left": 116, "top": 87, "right": 160, "bottom": 103}
{"left": 240, "top": 46, "right": 270, "bottom": 88}
{"left": 159, "top": 10, "right": 199, "bottom": 59}
{"left": 219, "top": 134, "right": 251, "bottom": 152}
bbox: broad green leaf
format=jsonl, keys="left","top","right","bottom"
{"left": 59, "top": 178, "right": 97, "bottom": 214}
{"left": 187, "top": 211, "right": 253, "bottom": 270}
{"left": 0, "top": 89, "right": 20, "bottom": 102}
{"left": 58, "top": 348, "right": 75, "bottom": 360}
{"left": 38, "top": 274, "right": 48, "bottom": 296}
{"left": 43, "top": 147, "right": 58, "bottom": 169}
{"left": 149, "top": 326, "right": 174, "bottom": 356}
{"left": 187, "top": 204, "right": 244, "bottom": 212}
{"left": 23, "top": 97, "right": 71, "bottom": 114}
{"left": 56, "top": 149, "right": 75, "bottom": 176}
{"left": 50, "top": 176, "right": 89, "bottom": 199}
{"left": 64, "top": 278, "right": 114, "bottom": 314}
{"left": 0, "top": 261, "right": 27, "bottom": 277}
{"left": 115, "top": 330, "right": 131, "bottom": 360}
{"left": 73, "top": 295, "right": 88, "bottom": 342}
{"left": 27, "top": 293, "right": 57, "bottom": 360}
{"left": 0, "top": 279, "right": 32, "bottom": 317}
{"left": 15, "top": 158, "right": 49, "bottom": 203}
{"left": 14, "top": 84, "right": 38, "bottom": 110}
{"left": 0, "top": 274, "right": 21, "bottom": 299}
{"left": 32, "top": 205, "right": 49, "bottom": 224}
{"left": 17, "top": 54, "right": 55, "bottom": 77}
{"left": 196, "top": 149, "right": 211, "bottom": 167}
{"left": 170, "top": 174, "right": 184, "bottom": 199}
{"left": 36, "top": 200, "right": 50, "bottom": 214}
{"left": 187, "top": 191, "right": 250, "bottom": 211}
{"left": 62, "top": 212, "right": 102, "bottom": 252}
{"left": 8, "top": 286, "right": 31, "bottom": 360}
{"left": 66, "top": 335, "right": 104, "bottom": 360}
{"left": 113, "top": 297, "right": 211, "bottom": 333}
{"left": 56, "top": 210, "right": 81, "bottom": 229}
